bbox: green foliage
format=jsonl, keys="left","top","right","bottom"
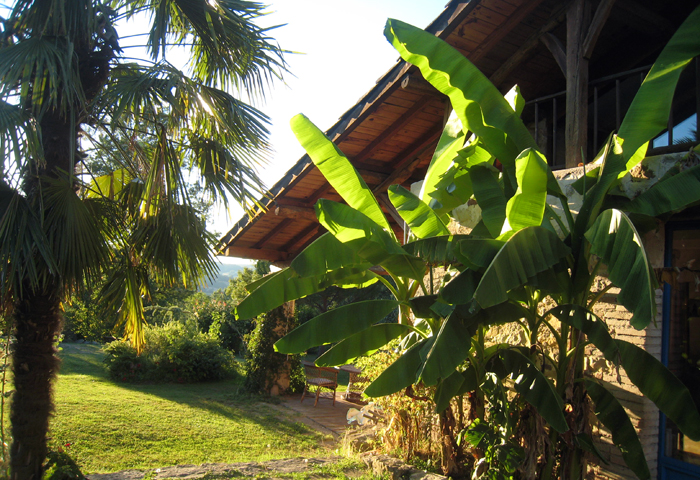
{"left": 43, "top": 450, "right": 86, "bottom": 480}
{"left": 102, "top": 320, "right": 236, "bottom": 383}
{"left": 63, "top": 288, "right": 117, "bottom": 342}
{"left": 244, "top": 305, "right": 304, "bottom": 395}
{"left": 245, "top": 9, "right": 700, "bottom": 479}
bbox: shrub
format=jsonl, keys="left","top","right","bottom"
{"left": 103, "top": 320, "right": 236, "bottom": 383}
{"left": 244, "top": 304, "right": 304, "bottom": 395}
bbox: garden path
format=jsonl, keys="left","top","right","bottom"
{"left": 273, "top": 393, "right": 360, "bottom": 438}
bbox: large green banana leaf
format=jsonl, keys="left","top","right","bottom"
{"left": 573, "top": 135, "right": 625, "bottom": 240}
{"left": 474, "top": 227, "right": 571, "bottom": 308}
{"left": 617, "top": 5, "right": 700, "bottom": 170}
{"left": 434, "top": 368, "right": 478, "bottom": 413}
{"left": 626, "top": 164, "right": 700, "bottom": 217}
{"left": 383, "top": 19, "right": 536, "bottom": 168}
{"left": 429, "top": 140, "right": 492, "bottom": 215}
{"left": 615, "top": 340, "right": 700, "bottom": 441}
{"left": 290, "top": 232, "right": 371, "bottom": 278}
{"left": 403, "top": 235, "right": 466, "bottom": 266}
{"left": 553, "top": 305, "right": 700, "bottom": 440}
{"left": 470, "top": 163, "right": 506, "bottom": 238}
{"left": 315, "top": 323, "right": 411, "bottom": 367}
{"left": 498, "top": 349, "right": 568, "bottom": 434}
{"left": 584, "top": 379, "right": 650, "bottom": 480}
{"left": 236, "top": 266, "right": 375, "bottom": 319}
{"left": 585, "top": 209, "right": 657, "bottom": 329}
{"left": 457, "top": 237, "right": 505, "bottom": 269}
{"left": 315, "top": 199, "right": 425, "bottom": 279}
{"left": 388, "top": 185, "right": 449, "bottom": 239}
{"left": 290, "top": 114, "right": 391, "bottom": 233}
{"left": 273, "top": 299, "right": 400, "bottom": 354}
{"left": 505, "top": 149, "right": 548, "bottom": 233}
{"left": 418, "top": 307, "right": 475, "bottom": 386}
{"left": 440, "top": 269, "right": 480, "bottom": 305}
{"left": 421, "top": 111, "right": 466, "bottom": 205}
{"left": 364, "top": 339, "right": 430, "bottom": 397}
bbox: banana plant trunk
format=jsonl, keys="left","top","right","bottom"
{"left": 10, "top": 284, "right": 63, "bottom": 480}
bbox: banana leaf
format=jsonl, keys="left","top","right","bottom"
{"left": 236, "top": 265, "right": 375, "bottom": 320}
{"left": 457, "top": 237, "right": 505, "bottom": 269}
{"left": 505, "top": 148, "right": 549, "bottom": 233}
{"left": 585, "top": 209, "right": 657, "bottom": 329}
{"left": 471, "top": 163, "right": 506, "bottom": 237}
{"left": 617, "top": 5, "right": 700, "bottom": 169}
{"left": 421, "top": 111, "right": 466, "bottom": 206}
{"left": 429, "top": 139, "right": 492, "bottom": 215}
{"left": 383, "top": 19, "right": 536, "bottom": 168}
{"left": 316, "top": 199, "right": 426, "bottom": 279}
{"left": 440, "top": 268, "right": 479, "bottom": 305}
{"left": 403, "top": 235, "right": 466, "bottom": 266}
{"left": 290, "top": 114, "right": 391, "bottom": 232}
{"left": 273, "top": 299, "right": 400, "bottom": 354}
{"left": 474, "top": 227, "right": 571, "bottom": 309}
{"left": 388, "top": 185, "right": 449, "bottom": 239}
{"left": 315, "top": 323, "right": 410, "bottom": 367}
{"left": 584, "top": 379, "right": 650, "bottom": 480}
{"left": 364, "top": 339, "right": 430, "bottom": 397}
{"left": 434, "top": 369, "right": 471, "bottom": 413}
{"left": 626, "top": 164, "right": 700, "bottom": 217}
{"left": 291, "top": 232, "right": 371, "bottom": 277}
{"left": 418, "top": 307, "right": 475, "bottom": 386}
{"left": 499, "top": 349, "right": 568, "bottom": 434}
{"left": 615, "top": 340, "right": 700, "bottom": 441}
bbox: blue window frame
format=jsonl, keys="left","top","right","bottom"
{"left": 659, "top": 222, "right": 700, "bottom": 480}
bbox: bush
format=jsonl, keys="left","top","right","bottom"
{"left": 244, "top": 304, "right": 304, "bottom": 395}
{"left": 103, "top": 320, "right": 236, "bottom": 383}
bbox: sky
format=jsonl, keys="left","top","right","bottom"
{"left": 209, "top": 0, "right": 450, "bottom": 261}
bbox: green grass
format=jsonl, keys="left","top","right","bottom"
{"left": 50, "top": 343, "right": 328, "bottom": 474}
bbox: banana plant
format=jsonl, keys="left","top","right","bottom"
{"left": 380, "top": 8, "right": 700, "bottom": 480}
{"left": 239, "top": 6, "right": 700, "bottom": 480}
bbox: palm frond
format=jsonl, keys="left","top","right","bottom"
{"left": 120, "top": 0, "right": 287, "bottom": 92}
{"left": 41, "top": 174, "right": 108, "bottom": 290}
{"left": 0, "top": 180, "right": 56, "bottom": 309}
{"left": 0, "top": 35, "right": 85, "bottom": 118}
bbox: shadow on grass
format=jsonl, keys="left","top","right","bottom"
{"left": 56, "top": 342, "right": 326, "bottom": 442}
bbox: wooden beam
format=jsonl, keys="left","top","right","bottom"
{"left": 469, "top": 0, "right": 547, "bottom": 64}
{"left": 565, "top": 0, "right": 591, "bottom": 168}
{"left": 274, "top": 205, "right": 317, "bottom": 222}
{"left": 281, "top": 224, "right": 323, "bottom": 253}
{"left": 354, "top": 95, "right": 434, "bottom": 164}
{"left": 400, "top": 74, "right": 444, "bottom": 98}
{"left": 489, "top": 1, "right": 572, "bottom": 87}
{"left": 224, "top": 246, "right": 289, "bottom": 263}
{"left": 252, "top": 217, "right": 292, "bottom": 249}
{"left": 541, "top": 32, "right": 567, "bottom": 75}
{"left": 374, "top": 125, "right": 443, "bottom": 193}
{"left": 582, "top": 0, "right": 616, "bottom": 59}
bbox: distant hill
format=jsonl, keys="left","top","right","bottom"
{"left": 200, "top": 262, "right": 250, "bottom": 295}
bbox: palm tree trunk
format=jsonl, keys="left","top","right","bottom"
{"left": 10, "top": 285, "right": 63, "bottom": 480}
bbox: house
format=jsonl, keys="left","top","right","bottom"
{"left": 217, "top": 1, "right": 700, "bottom": 479}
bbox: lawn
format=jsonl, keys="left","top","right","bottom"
{"left": 48, "top": 343, "right": 328, "bottom": 474}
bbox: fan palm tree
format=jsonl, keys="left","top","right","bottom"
{"left": 0, "top": 0, "right": 286, "bottom": 477}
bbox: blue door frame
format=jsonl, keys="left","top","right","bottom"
{"left": 659, "top": 222, "right": 700, "bottom": 480}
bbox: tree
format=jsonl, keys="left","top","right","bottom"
{"left": 238, "top": 8, "right": 700, "bottom": 479}
{"left": 0, "top": 0, "right": 286, "bottom": 477}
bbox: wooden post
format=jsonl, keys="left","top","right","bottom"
{"left": 565, "top": 0, "right": 616, "bottom": 168}
{"left": 565, "top": 0, "right": 591, "bottom": 168}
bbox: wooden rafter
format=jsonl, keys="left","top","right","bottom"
{"left": 252, "top": 217, "right": 292, "bottom": 249}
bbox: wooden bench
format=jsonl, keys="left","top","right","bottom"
{"left": 301, "top": 361, "right": 338, "bottom": 406}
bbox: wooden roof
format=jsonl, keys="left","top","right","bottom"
{"left": 217, "top": 0, "right": 698, "bottom": 266}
